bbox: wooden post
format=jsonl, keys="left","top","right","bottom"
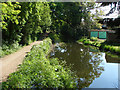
{"left": 98, "top": 31, "right": 99, "bottom": 38}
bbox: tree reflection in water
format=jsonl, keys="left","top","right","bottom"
{"left": 50, "top": 43, "right": 104, "bottom": 88}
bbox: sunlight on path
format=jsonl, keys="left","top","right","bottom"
{"left": 0, "top": 41, "right": 42, "bottom": 83}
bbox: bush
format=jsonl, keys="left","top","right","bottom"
{"left": 77, "top": 38, "right": 120, "bottom": 54}
{"left": 101, "top": 45, "right": 120, "bottom": 54}
{"left": 115, "top": 47, "right": 120, "bottom": 53}
{"left": 83, "top": 40, "right": 90, "bottom": 45}
{"left": 0, "top": 46, "right": 4, "bottom": 57}
{"left": 2, "top": 38, "right": 77, "bottom": 89}
{"left": 49, "top": 33, "right": 61, "bottom": 43}
{"left": 0, "top": 41, "right": 22, "bottom": 58}
{"left": 90, "top": 37, "right": 98, "bottom": 41}
{"left": 78, "top": 38, "right": 86, "bottom": 42}
{"left": 96, "top": 43, "right": 101, "bottom": 47}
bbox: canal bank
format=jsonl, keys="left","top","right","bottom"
{"left": 50, "top": 42, "right": 120, "bottom": 88}
{"left": 1, "top": 38, "right": 77, "bottom": 89}
{"left": 77, "top": 38, "right": 120, "bottom": 55}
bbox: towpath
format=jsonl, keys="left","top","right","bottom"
{"left": 0, "top": 41, "right": 42, "bottom": 83}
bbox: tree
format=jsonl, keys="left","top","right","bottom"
{"left": 19, "top": 2, "right": 51, "bottom": 44}
{"left": 49, "top": 2, "right": 96, "bottom": 41}
{"left": 1, "top": 2, "right": 52, "bottom": 45}
{"left": 1, "top": 2, "right": 21, "bottom": 44}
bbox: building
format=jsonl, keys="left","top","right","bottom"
{"left": 89, "top": 29, "right": 115, "bottom": 39}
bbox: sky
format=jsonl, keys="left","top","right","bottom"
{"left": 90, "top": 2, "right": 119, "bottom": 18}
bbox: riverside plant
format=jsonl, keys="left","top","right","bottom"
{"left": 77, "top": 38, "right": 120, "bottom": 54}
{"left": 2, "top": 38, "right": 77, "bottom": 89}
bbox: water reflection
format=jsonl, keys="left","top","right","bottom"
{"left": 50, "top": 43, "right": 104, "bottom": 88}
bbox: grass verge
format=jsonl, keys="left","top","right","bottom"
{"left": 2, "top": 38, "right": 77, "bottom": 89}
{"left": 77, "top": 37, "right": 120, "bottom": 55}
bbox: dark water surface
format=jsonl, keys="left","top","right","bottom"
{"left": 50, "top": 43, "right": 120, "bottom": 88}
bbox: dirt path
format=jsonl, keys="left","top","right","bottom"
{"left": 0, "top": 41, "right": 42, "bottom": 83}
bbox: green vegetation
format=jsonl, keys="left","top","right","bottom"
{"left": 1, "top": 2, "right": 100, "bottom": 57}
{"left": 2, "top": 38, "right": 77, "bottom": 88}
{"left": 100, "top": 44, "right": 120, "bottom": 54}
{"left": 1, "top": 2, "right": 52, "bottom": 57}
{"left": 49, "top": 33, "right": 61, "bottom": 43}
{"left": 1, "top": 2, "right": 119, "bottom": 57}
{"left": 90, "top": 37, "right": 98, "bottom": 41}
{"left": 50, "top": 2, "right": 101, "bottom": 41}
{"left": 1, "top": 2, "right": 51, "bottom": 45}
{"left": 1, "top": 1, "right": 120, "bottom": 89}
{"left": 0, "top": 42, "right": 22, "bottom": 58}
{"left": 77, "top": 37, "right": 120, "bottom": 54}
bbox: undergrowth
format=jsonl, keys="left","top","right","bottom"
{"left": 0, "top": 41, "right": 22, "bottom": 58}
{"left": 77, "top": 37, "right": 120, "bottom": 54}
{"left": 2, "top": 38, "right": 77, "bottom": 89}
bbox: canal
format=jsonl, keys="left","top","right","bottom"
{"left": 49, "top": 43, "right": 120, "bottom": 88}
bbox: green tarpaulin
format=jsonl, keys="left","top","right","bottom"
{"left": 90, "top": 31, "right": 107, "bottom": 39}
{"left": 91, "top": 31, "right": 98, "bottom": 37}
{"left": 99, "top": 31, "right": 106, "bottom": 39}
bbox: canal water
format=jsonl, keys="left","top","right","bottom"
{"left": 50, "top": 43, "right": 120, "bottom": 89}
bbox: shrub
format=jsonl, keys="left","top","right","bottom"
{"left": 96, "top": 43, "right": 101, "bottom": 47}
{"left": 77, "top": 39, "right": 84, "bottom": 42}
{"left": 77, "top": 37, "right": 88, "bottom": 43}
{"left": 0, "top": 42, "right": 21, "bottom": 57}
{"left": 2, "top": 38, "right": 77, "bottom": 89}
{"left": 90, "top": 37, "right": 98, "bottom": 41}
{"left": 115, "top": 48, "right": 120, "bottom": 53}
{"left": 83, "top": 40, "right": 89, "bottom": 45}
{"left": 49, "top": 33, "right": 61, "bottom": 43}
{"left": 0, "top": 46, "right": 4, "bottom": 58}
{"left": 77, "top": 38, "right": 120, "bottom": 54}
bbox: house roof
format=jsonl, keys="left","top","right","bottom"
{"left": 89, "top": 29, "right": 116, "bottom": 33}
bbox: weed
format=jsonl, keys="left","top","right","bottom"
{"left": 90, "top": 37, "right": 98, "bottom": 41}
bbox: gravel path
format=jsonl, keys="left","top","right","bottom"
{"left": 0, "top": 41, "right": 42, "bottom": 83}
